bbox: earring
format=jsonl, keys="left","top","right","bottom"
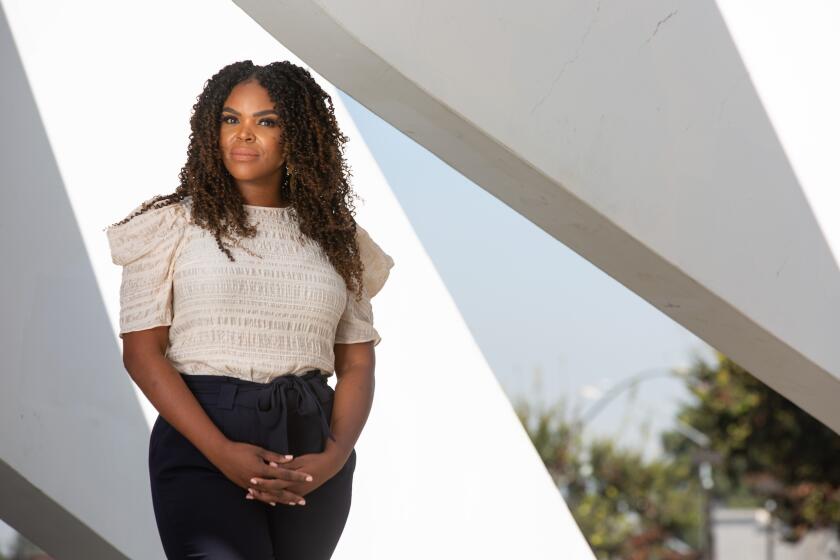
{"left": 287, "top": 164, "right": 297, "bottom": 193}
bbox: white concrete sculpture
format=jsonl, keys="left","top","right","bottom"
{"left": 233, "top": 0, "right": 840, "bottom": 436}
{"left": 2, "top": 0, "right": 836, "bottom": 557}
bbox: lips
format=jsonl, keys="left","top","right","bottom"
{"left": 230, "top": 148, "right": 260, "bottom": 162}
{"left": 231, "top": 148, "right": 259, "bottom": 157}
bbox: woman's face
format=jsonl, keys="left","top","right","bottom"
{"left": 219, "top": 80, "right": 286, "bottom": 189}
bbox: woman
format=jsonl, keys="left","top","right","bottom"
{"left": 104, "top": 60, "right": 394, "bottom": 559}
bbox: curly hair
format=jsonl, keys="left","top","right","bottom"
{"left": 107, "top": 60, "right": 367, "bottom": 299}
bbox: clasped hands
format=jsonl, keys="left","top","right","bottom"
{"left": 212, "top": 439, "right": 347, "bottom": 508}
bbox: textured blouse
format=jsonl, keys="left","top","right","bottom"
{"left": 105, "top": 196, "right": 394, "bottom": 382}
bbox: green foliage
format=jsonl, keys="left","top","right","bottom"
{"left": 515, "top": 397, "right": 702, "bottom": 559}
{"left": 662, "top": 351, "right": 840, "bottom": 542}
{"left": 516, "top": 350, "right": 840, "bottom": 558}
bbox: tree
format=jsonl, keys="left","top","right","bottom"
{"left": 516, "top": 350, "right": 840, "bottom": 558}
{"left": 661, "top": 351, "right": 840, "bottom": 542}
{"left": 516, "top": 396, "right": 702, "bottom": 559}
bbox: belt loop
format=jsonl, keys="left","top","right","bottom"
{"left": 218, "top": 384, "right": 238, "bottom": 410}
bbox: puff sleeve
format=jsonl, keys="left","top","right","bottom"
{"left": 105, "top": 200, "right": 188, "bottom": 339}
{"left": 334, "top": 224, "right": 395, "bottom": 346}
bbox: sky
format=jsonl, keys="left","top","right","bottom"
{"left": 341, "top": 91, "right": 719, "bottom": 463}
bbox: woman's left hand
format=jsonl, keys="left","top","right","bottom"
{"left": 246, "top": 449, "right": 347, "bottom": 506}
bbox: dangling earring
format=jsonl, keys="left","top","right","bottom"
{"left": 287, "top": 163, "right": 297, "bottom": 194}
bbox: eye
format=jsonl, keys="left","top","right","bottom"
{"left": 220, "top": 115, "right": 277, "bottom": 127}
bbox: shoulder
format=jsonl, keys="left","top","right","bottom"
{"left": 105, "top": 195, "right": 191, "bottom": 266}
{"left": 354, "top": 223, "right": 395, "bottom": 298}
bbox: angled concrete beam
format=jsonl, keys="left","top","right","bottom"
{"left": 235, "top": 0, "right": 840, "bottom": 434}
{"left": 0, "top": 5, "right": 161, "bottom": 556}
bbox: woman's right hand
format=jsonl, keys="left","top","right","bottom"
{"left": 210, "top": 440, "right": 313, "bottom": 506}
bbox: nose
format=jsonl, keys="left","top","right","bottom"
{"left": 235, "top": 122, "right": 255, "bottom": 141}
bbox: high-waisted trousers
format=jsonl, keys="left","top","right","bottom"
{"left": 148, "top": 369, "right": 357, "bottom": 559}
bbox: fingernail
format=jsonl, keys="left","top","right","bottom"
{"left": 288, "top": 501, "right": 296, "bottom": 506}
{"left": 298, "top": 499, "right": 306, "bottom": 505}
{"left": 250, "top": 478, "right": 259, "bottom": 485}
{"left": 246, "top": 494, "right": 254, "bottom": 500}
{"left": 270, "top": 462, "right": 278, "bottom": 467}
{"left": 270, "top": 501, "right": 276, "bottom": 506}
{"left": 285, "top": 455, "right": 293, "bottom": 459}
{"left": 305, "top": 475, "right": 313, "bottom": 482}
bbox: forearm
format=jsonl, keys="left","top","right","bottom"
{"left": 323, "top": 362, "right": 375, "bottom": 461}
{"left": 124, "top": 351, "right": 230, "bottom": 463}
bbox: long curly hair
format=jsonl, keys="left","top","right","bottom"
{"left": 107, "top": 60, "right": 367, "bottom": 299}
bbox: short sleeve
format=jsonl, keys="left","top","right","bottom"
{"left": 104, "top": 199, "right": 188, "bottom": 339}
{"left": 334, "top": 224, "right": 395, "bottom": 346}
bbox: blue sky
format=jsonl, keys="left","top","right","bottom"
{"left": 342, "top": 92, "right": 718, "bottom": 461}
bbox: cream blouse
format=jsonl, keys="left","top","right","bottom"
{"left": 105, "top": 196, "right": 394, "bottom": 382}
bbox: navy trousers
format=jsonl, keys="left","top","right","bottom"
{"left": 149, "top": 369, "right": 357, "bottom": 559}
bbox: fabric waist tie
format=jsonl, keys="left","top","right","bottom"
{"left": 180, "top": 369, "right": 336, "bottom": 455}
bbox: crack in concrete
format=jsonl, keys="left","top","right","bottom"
{"left": 643, "top": 9, "right": 678, "bottom": 46}
{"left": 530, "top": 0, "right": 602, "bottom": 116}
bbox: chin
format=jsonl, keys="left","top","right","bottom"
{"left": 227, "top": 168, "right": 266, "bottom": 180}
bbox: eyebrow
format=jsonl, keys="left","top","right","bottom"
{"left": 221, "top": 107, "right": 278, "bottom": 117}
